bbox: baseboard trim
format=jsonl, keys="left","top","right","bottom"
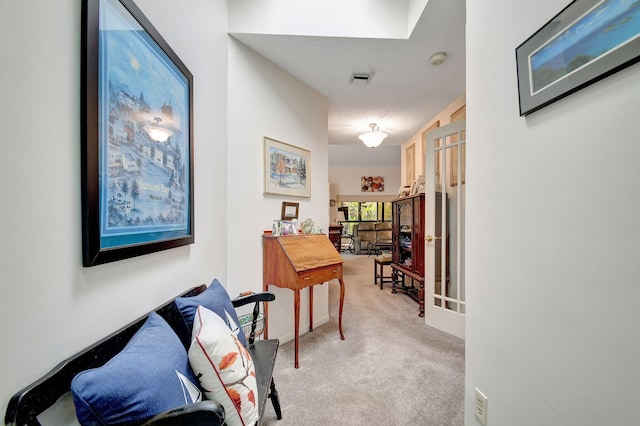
{"left": 275, "top": 315, "right": 330, "bottom": 344}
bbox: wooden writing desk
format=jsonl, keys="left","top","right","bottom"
{"left": 262, "top": 233, "right": 345, "bottom": 368}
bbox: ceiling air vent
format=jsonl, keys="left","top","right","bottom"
{"left": 350, "top": 72, "right": 373, "bottom": 84}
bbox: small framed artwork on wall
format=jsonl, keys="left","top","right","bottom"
{"left": 361, "top": 176, "right": 384, "bottom": 192}
{"left": 516, "top": 0, "right": 640, "bottom": 116}
{"left": 263, "top": 137, "right": 311, "bottom": 198}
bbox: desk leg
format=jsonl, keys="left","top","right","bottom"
{"left": 294, "top": 288, "right": 300, "bottom": 369}
{"left": 309, "top": 285, "right": 314, "bottom": 332}
{"left": 338, "top": 277, "right": 346, "bottom": 340}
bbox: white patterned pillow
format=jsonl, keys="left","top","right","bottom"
{"left": 189, "top": 305, "right": 259, "bottom": 426}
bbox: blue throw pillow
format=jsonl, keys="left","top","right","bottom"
{"left": 70, "top": 312, "right": 202, "bottom": 426}
{"left": 175, "top": 278, "right": 247, "bottom": 346}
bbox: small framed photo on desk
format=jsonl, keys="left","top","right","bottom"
{"left": 281, "top": 202, "right": 299, "bottom": 220}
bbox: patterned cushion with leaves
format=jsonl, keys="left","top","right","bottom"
{"left": 189, "top": 305, "right": 259, "bottom": 426}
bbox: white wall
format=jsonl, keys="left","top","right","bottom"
{"left": 466, "top": 1, "right": 640, "bottom": 425}
{"left": 227, "top": 38, "right": 331, "bottom": 342}
{"left": 0, "top": 0, "right": 230, "bottom": 408}
{"left": 328, "top": 167, "right": 400, "bottom": 222}
{"left": 330, "top": 167, "right": 401, "bottom": 198}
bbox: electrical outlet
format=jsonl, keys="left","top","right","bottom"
{"left": 474, "top": 387, "right": 488, "bottom": 425}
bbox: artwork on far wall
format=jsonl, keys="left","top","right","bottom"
{"left": 361, "top": 176, "right": 385, "bottom": 192}
{"left": 516, "top": 0, "right": 640, "bottom": 116}
{"left": 405, "top": 144, "right": 415, "bottom": 186}
{"left": 422, "top": 120, "right": 440, "bottom": 177}
{"left": 263, "top": 137, "right": 311, "bottom": 198}
{"left": 450, "top": 106, "right": 466, "bottom": 187}
{"left": 81, "top": 0, "right": 194, "bottom": 266}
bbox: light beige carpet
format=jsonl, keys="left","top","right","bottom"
{"left": 260, "top": 255, "right": 465, "bottom": 426}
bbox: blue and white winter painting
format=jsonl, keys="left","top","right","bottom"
{"left": 98, "top": 0, "right": 191, "bottom": 247}
{"left": 530, "top": 0, "right": 640, "bottom": 94}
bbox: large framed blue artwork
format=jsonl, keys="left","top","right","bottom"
{"left": 516, "top": 0, "right": 640, "bottom": 116}
{"left": 82, "top": 0, "right": 194, "bottom": 266}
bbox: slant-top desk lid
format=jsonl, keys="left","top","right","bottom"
{"left": 263, "top": 234, "right": 343, "bottom": 272}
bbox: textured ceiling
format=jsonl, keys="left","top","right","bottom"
{"left": 231, "top": 0, "right": 466, "bottom": 167}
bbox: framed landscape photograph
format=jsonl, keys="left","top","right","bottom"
{"left": 516, "top": 0, "right": 640, "bottom": 116}
{"left": 263, "top": 137, "right": 311, "bottom": 198}
{"left": 81, "top": 0, "right": 194, "bottom": 266}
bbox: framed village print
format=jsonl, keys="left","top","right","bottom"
{"left": 263, "top": 137, "right": 311, "bottom": 198}
{"left": 81, "top": 0, "right": 194, "bottom": 266}
{"left": 516, "top": 0, "right": 640, "bottom": 116}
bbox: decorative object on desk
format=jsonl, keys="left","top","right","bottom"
{"left": 281, "top": 201, "right": 299, "bottom": 220}
{"left": 263, "top": 137, "right": 311, "bottom": 197}
{"left": 361, "top": 176, "right": 384, "bottom": 192}
{"left": 301, "top": 218, "right": 315, "bottom": 234}
{"left": 281, "top": 221, "right": 297, "bottom": 235}
{"left": 81, "top": 0, "right": 194, "bottom": 267}
{"left": 272, "top": 220, "right": 282, "bottom": 236}
{"left": 516, "top": 0, "right": 640, "bottom": 116}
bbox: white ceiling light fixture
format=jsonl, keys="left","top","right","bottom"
{"left": 429, "top": 51, "right": 447, "bottom": 66}
{"left": 358, "top": 123, "right": 388, "bottom": 148}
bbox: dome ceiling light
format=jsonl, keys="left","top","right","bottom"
{"left": 358, "top": 123, "right": 387, "bottom": 148}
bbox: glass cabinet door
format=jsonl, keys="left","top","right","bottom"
{"left": 397, "top": 200, "right": 413, "bottom": 269}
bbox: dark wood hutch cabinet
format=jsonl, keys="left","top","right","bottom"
{"left": 391, "top": 192, "right": 443, "bottom": 317}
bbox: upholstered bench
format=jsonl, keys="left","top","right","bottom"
{"left": 4, "top": 280, "right": 282, "bottom": 426}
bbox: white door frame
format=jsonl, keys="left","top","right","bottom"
{"left": 424, "top": 120, "right": 465, "bottom": 339}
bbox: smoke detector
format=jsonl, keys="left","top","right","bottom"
{"left": 429, "top": 52, "right": 447, "bottom": 66}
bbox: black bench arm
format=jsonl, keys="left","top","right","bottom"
{"left": 231, "top": 291, "right": 275, "bottom": 307}
{"left": 141, "top": 400, "right": 225, "bottom": 426}
{"left": 232, "top": 292, "right": 275, "bottom": 347}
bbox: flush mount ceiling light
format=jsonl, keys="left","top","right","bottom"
{"left": 429, "top": 51, "right": 447, "bottom": 66}
{"left": 358, "top": 123, "right": 388, "bottom": 148}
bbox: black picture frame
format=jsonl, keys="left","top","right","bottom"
{"left": 82, "top": 0, "right": 194, "bottom": 266}
{"left": 516, "top": 0, "right": 640, "bottom": 116}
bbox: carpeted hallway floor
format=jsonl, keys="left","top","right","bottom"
{"left": 260, "top": 254, "right": 465, "bottom": 426}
